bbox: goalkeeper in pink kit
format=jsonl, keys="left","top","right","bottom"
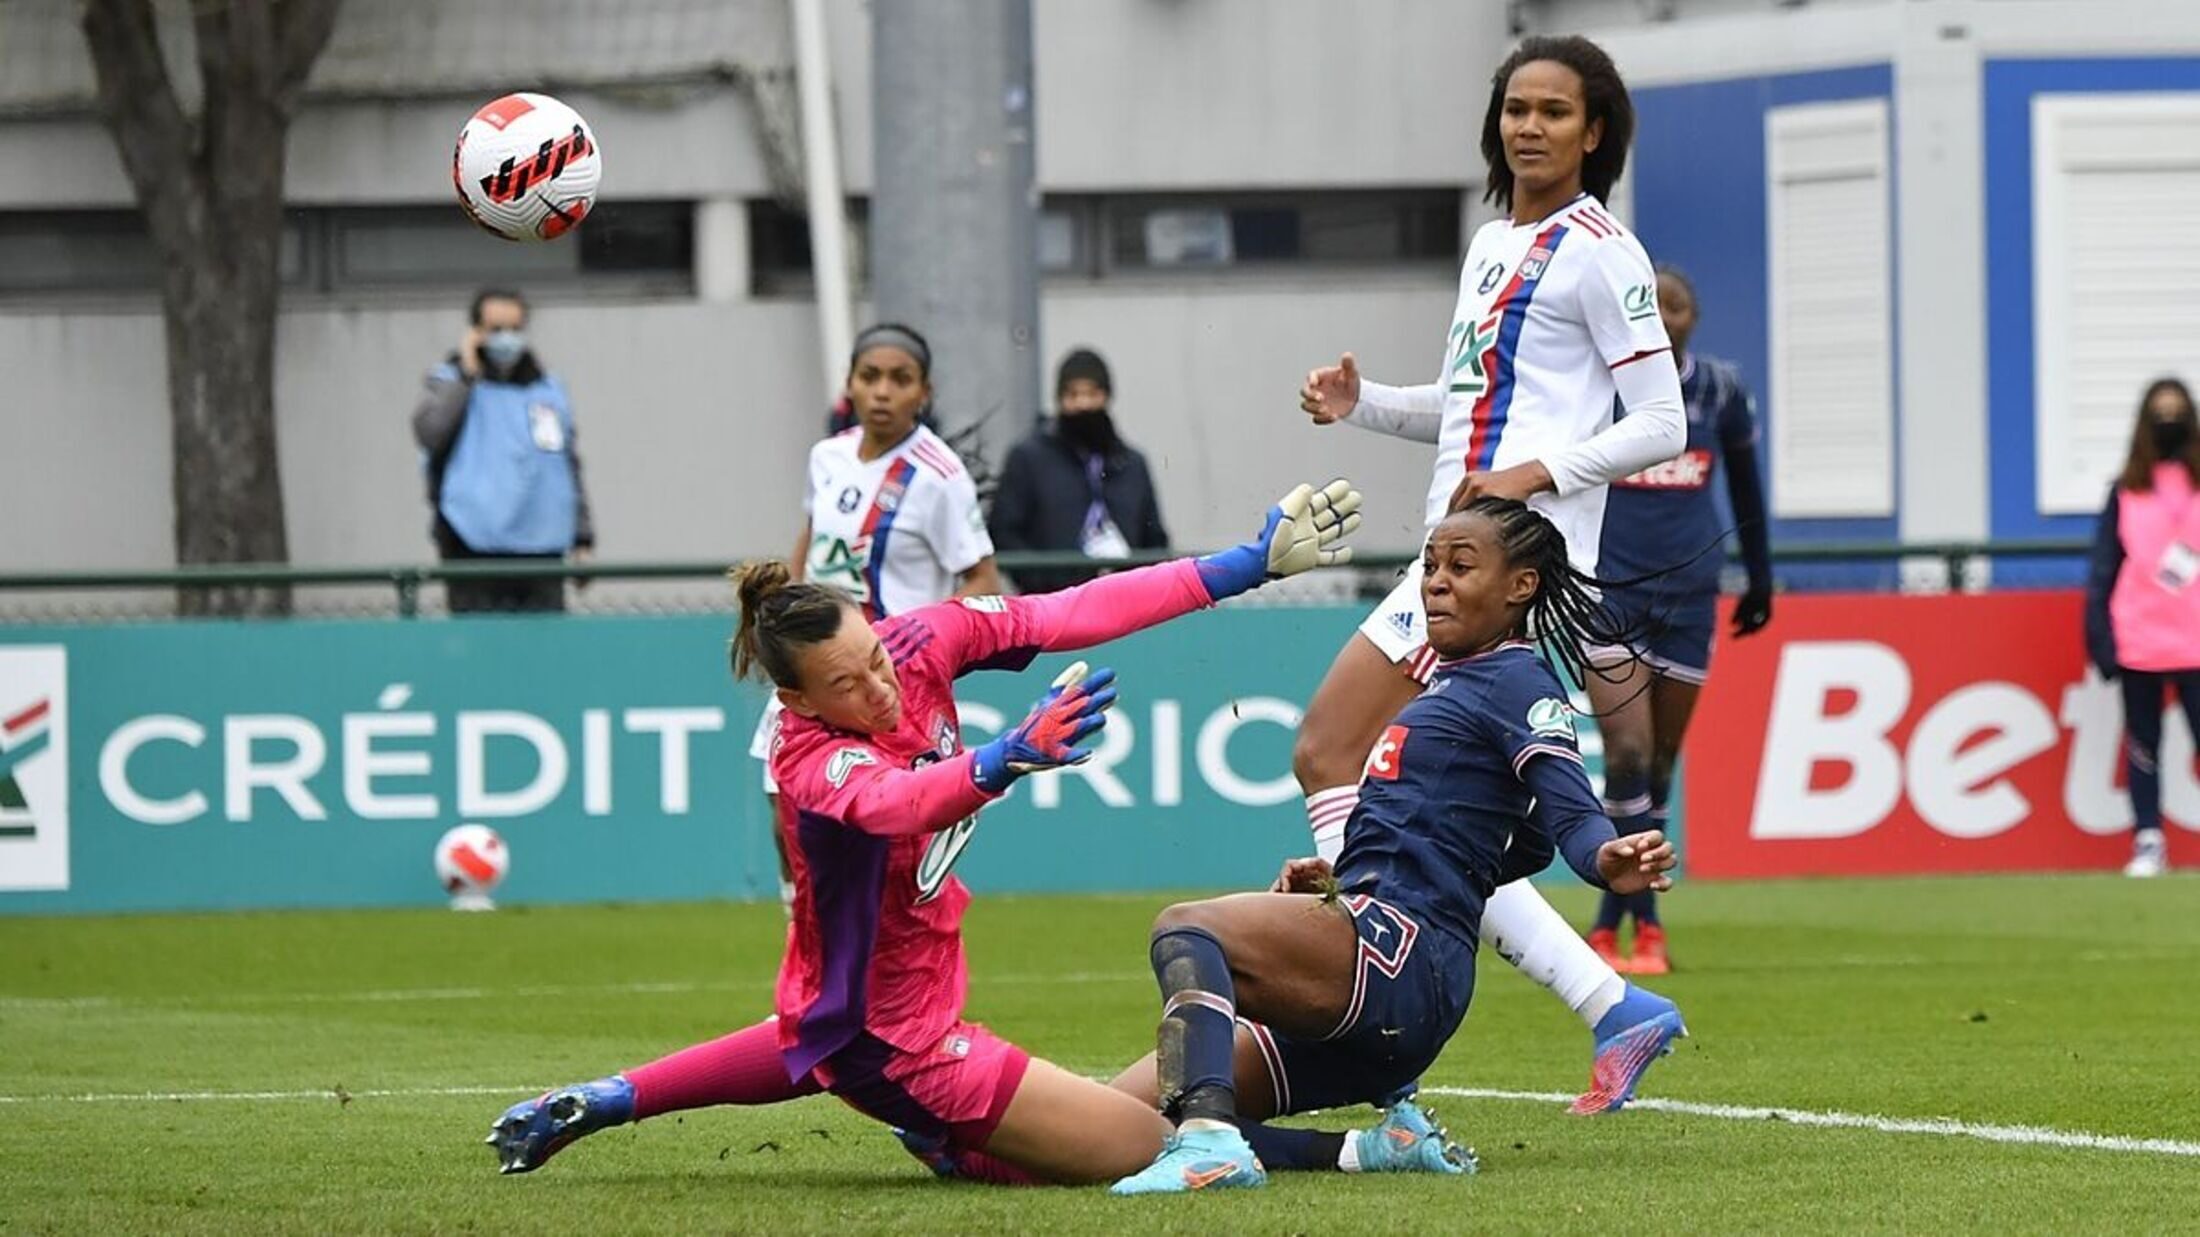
{"left": 484, "top": 480, "right": 1454, "bottom": 1186}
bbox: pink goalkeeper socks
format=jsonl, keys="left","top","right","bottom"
{"left": 626, "top": 1018, "right": 820, "bottom": 1119}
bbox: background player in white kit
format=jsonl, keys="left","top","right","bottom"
{"left": 748, "top": 323, "right": 1000, "bottom": 909}
{"left": 1292, "top": 35, "right": 1691, "bottom": 1112}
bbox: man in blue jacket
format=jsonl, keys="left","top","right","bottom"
{"left": 413, "top": 288, "right": 596, "bottom": 613}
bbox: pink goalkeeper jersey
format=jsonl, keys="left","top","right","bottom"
{"left": 765, "top": 561, "right": 1215, "bottom": 1080}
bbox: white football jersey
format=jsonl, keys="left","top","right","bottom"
{"left": 804, "top": 425, "right": 992, "bottom": 619}
{"left": 1423, "top": 195, "right": 1671, "bottom": 570}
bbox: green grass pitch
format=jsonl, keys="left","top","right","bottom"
{"left": 4, "top": 876, "right": 2199, "bottom": 1233}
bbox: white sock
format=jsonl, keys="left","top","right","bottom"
{"left": 1305, "top": 786, "right": 1357, "bottom": 865}
{"left": 1481, "top": 879, "right": 1626, "bottom": 1028}
{"left": 778, "top": 879, "right": 796, "bottom": 917}
{"left": 1337, "top": 1131, "right": 1364, "bottom": 1172}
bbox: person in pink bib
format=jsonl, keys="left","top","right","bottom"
{"left": 2084, "top": 377, "right": 2200, "bottom": 878}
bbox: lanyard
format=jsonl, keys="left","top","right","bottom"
{"left": 1081, "top": 451, "right": 1110, "bottom": 537}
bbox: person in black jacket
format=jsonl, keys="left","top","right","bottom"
{"left": 989, "top": 349, "right": 1169, "bottom": 593}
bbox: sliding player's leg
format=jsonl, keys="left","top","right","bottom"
{"left": 973, "top": 1058, "right": 1173, "bottom": 1184}
{"left": 1105, "top": 1019, "right": 1449, "bottom": 1175}
{"left": 487, "top": 1017, "right": 820, "bottom": 1174}
{"left": 1113, "top": 891, "right": 1471, "bottom": 1193}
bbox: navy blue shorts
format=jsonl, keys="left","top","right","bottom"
{"left": 1239, "top": 894, "right": 1473, "bottom": 1116}
{"left": 1590, "top": 588, "right": 1716, "bottom": 686}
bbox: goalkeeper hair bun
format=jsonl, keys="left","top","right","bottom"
{"left": 728, "top": 560, "right": 854, "bottom": 689}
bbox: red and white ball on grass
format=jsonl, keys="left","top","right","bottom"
{"left": 435, "top": 824, "right": 509, "bottom": 911}
{"left": 452, "top": 92, "right": 603, "bottom": 242}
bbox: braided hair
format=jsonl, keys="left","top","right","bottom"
{"left": 1453, "top": 496, "right": 1669, "bottom": 693}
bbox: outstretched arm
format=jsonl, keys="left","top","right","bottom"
{"left": 831, "top": 751, "right": 999, "bottom": 837}
{"left": 933, "top": 480, "right": 1362, "bottom": 676}
{"left": 804, "top": 665, "right": 1116, "bottom": 836}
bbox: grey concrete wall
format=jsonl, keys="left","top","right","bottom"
{"left": 2, "top": 0, "right": 1509, "bottom": 208}
{"left": 0, "top": 278, "right": 1451, "bottom": 582}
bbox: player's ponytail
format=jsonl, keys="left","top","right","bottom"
{"left": 729, "top": 561, "right": 854, "bottom": 689}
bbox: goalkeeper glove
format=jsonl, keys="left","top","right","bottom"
{"left": 1195, "top": 478, "right": 1363, "bottom": 600}
{"left": 970, "top": 662, "right": 1119, "bottom": 793}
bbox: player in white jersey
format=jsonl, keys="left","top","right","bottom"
{"left": 748, "top": 324, "right": 999, "bottom": 907}
{"left": 1291, "top": 36, "right": 1691, "bottom": 1114}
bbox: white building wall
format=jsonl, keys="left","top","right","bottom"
{"left": 0, "top": 275, "right": 1451, "bottom": 587}
{"left": 1033, "top": 0, "right": 1503, "bottom": 190}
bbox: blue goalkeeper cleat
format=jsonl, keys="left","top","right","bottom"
{"left": 1110, "top": 1124, "right": 1267, "bottom": 1196}
{"left": 1572, "top": 983, "right": 1688, "bottom": 1115}
{"left": 485, "top": 1075, "right": 636, "bottom": 1174}
{"left": 1355, "top": 1098, "right": 1477, "bottom": 1174}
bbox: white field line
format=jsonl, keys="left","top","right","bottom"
{"left": 0, "top": 1080, "right": 2193, "bottom": 1161}
{"left": 0, "top": 1084, "right": 529, "bottom": 1105}
{"left": 14, "top": 947, "right": 2197, "bottom": 1012}
{"left": 1422, "top": 1086, "right": 2200, "bottom": 1159}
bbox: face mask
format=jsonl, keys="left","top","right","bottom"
{"left": 481, "top": 329, "right": 528, "bottom": 374}
{"left": 1058, "top": 407, "right": 1117, "bottom": 452}
{"left": 2153, "top": 418, "right": 2194, "bottom": 458}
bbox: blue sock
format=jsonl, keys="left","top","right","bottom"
{"left": 1235, "top": 1120, "right": 1342, "bottom": 1171}
{"left": 1626, "top": 783, "right": 1670, "bottom": 926}
{"left": 1594, "top": 890, "right": 1626, "bottom": 933}
{"left": 1596, "top": 770, "right": 1652, "bottom": 931}
{"left": 1150, "top": 925, "right": 1238, "bottom": 1124}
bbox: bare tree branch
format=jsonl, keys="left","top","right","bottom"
{"left": 273, "top": 0, "right": 343, "bottom": 109}
{"left": 79, "top": 0, "right": 199, "bottom": 245}
{"left": 196, "top": 0, "right": 273, "bottom": 118}
{"left": 79, "top": 0, "right": 341, "bottom": 613}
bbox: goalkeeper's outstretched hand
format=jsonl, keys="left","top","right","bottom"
{"left": 971, "top": 661, "right": 1119, "bottom": 793}
{"left": 1196, "top": 478, "right": 1363, "bottom": 600}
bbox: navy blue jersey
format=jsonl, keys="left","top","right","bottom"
{"left": 1601, "top": 354, "right": 1759, "bottom": 598}
{"left": 1334, "top": 643, "right": 1614, "bottom": 949}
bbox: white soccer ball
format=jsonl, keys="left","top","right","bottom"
{"left": 434, "top": 824, "right": 510, "bottom": 906}
{"left": 452, "top": 92, "right": 603, "bottom": 242}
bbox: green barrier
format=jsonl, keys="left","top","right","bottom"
{"left": 0, "top": 610, "right": 1650, "bottom": 913}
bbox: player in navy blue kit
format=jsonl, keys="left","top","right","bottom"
{"left": 1110, "top": 498, "right": 1678, "bottom": 1195}
{"left": 1583, "top": 267, "right": 1772, "bottom": 975}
